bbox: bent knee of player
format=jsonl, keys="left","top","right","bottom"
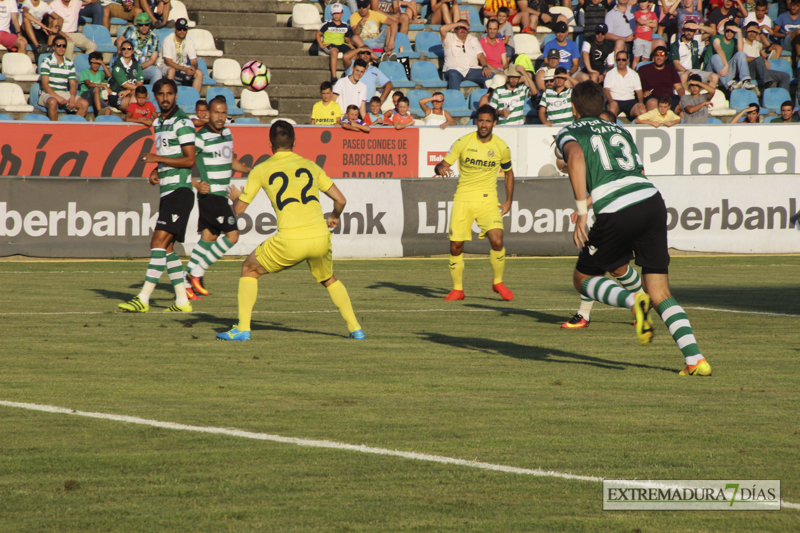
{"left": 225, "top": 230, "right": 240, "bottom": 244}
{"left": 320, "top": 275, "right": 337, "bottom": 287}
{"left": 609, "top": 264, "right": 629, "bottom": 278}
{"left": 573, "top": 269, "right": 591, "bottom": 293}
{"left": 240, "top": 253, "right": 264, "bottom": 278}
{"left": 449, "top": 241, "right": 464, "bottom": 255}
{"left": 642, "top": 273, "right": 671, "bottom": 304}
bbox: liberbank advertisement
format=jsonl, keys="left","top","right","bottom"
{"left": 1, "top": 175, "right": 798, "bottom": 258}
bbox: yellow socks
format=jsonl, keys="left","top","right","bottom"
{"left": 449, "top": 254, "right": 464, "bottom": 290}
{"left": 490, "top": 248, "right": 505, "bottom": 284}
{"left": 327, "top": 280, "right": 361, "bottom": 332}
{"left": 237, "top": 277, "right": 258, "bottom": 331}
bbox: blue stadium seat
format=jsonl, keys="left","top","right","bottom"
{"left": 542, "top": 33, "right": 556, "bottom": 48}
{"left": 393, "top": 33, "right": 420, "bottom": 59}
{"left": 768, "top": 58, "right": 794, "bottom": 81}
{"left": 769, "top": 3, "right": 779, "bottom": 21}
{"left": 441, "top": 89, "right": 470, "bottom": 116}
{"left": 0, "top": 113, "right": 13, "bottom": 120}
{"left": 196, "top": 58, "right": 217, "bottom": 86}
{"left": 764, "top": 116, "right": 782, "bottom": 123}
{"left": 73, "top": 55, "right": 91, "bottom": 76}
{"left": 37, "top": 53, "right": 52, "bottom": 71}
{"left": 23, "top": 113, "right": 50, "bottom": 121}
{"left": 410, "top": 61, "right": 446, "bottom": 88}
{"left": 110, "top": 17, "right": 129, "bottom": 25}
{"left": 206, "top": 87, "right": 244, "bottom": 115}
{"left": 636, "top": 61, "right": 652, "bottom": 70}
{"left": 729, "top": 88, "right": 759, "bottom": 111}
{"left": 467, "top": 88, "right": 488, "bottom": 111}
{"left": 707, "top": 117, "right": 723, "bottom": 124}
{"left": 0, "top": 74, "right": 5, "bottom": 81}
{"left": 407, "top": 89, "right": 430, "bottom": 116}
{"left": 59, "top": 114, "right": 88, "bottom": 122}
{"left": 461, "top": 6, "right": 484, "bottom": 32}
{"left": 323, "top": 4, "right": 351, "bottom": 22}
{"left": 153, "top": 27, "right": 175, "bottom": 44}
{"left": 177, "top": 86, "right": 202, "bottom": 112}
{"left": 763, "top": 87, "right": 791, "bottom": 112}
{"left": 415, "top": 32, "right": 442, "bottom": 59}
{"left": 95, "top": 115, "right": 124, "bottom": 122}
{"left": 81, "top": 25, "right": 118, "bottom": 53}
{"left": 28, "top": 83, "right": 55, "bottom": 113}
{"left": 379, "top": 61, "right": 415, "bottom": 88}
{"left": 233, "top": 117, "right": 261, "bottom": 124}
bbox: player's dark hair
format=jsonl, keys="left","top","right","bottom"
{"left": 599, "top": 110, "right": 616, "bottom": 122}
{"left": 320, "top": 81, "right": 333, "bottom": 92}
{"left": 120, "top": 40, "right": 134, "bottom": 51}
{"left": 88, "top": 51, "right": 104, "bottom": 62}
{"left": 755, "top": 0, "right": 767, "bottom": 6}
{"left": 210, "top": 95, "right": 227, "bottom": 107}
{"left": 154, "top": 78, "right": 178, "bottom": 95}
{"left": 353, "top": 58, "right": 368, "bottom": 70}
{"left": 432, "top": 91, "right": 443, "bottom": 98}
{"left": 745, "top": 21, "right": 759, "bottom": 30}
{"left": 397, "top": 96, "right": 409, "bottom": 105}
{"left": 270, "top": 120, "right": 295, "bottom": 150}
{"left": 195, "top": 99, "right": 208, "bottom": 110}
{"left": 555, "top": 66, "right": 567, "bottom": 75}
{"left": 658, "top": 94, "right": 671, "bottom": 106}
{"left": 572, "top": 81, "right": 605, "bottom": 118}
{"left": 135, "top": 85, "right": 148, "bottom": 96}
{"left": 476, "top": 104, "right": 497, "bottom": 121}
{"left": 370, "top": 96, "right": 382, "bottom": 104}
{"left": 393, "top": 91, "right": 404, "bottom": 99}
{"left": 53, "top": 35, "right": 67, "bottom": 47}
{"left": 497, "top": 6, "right": 510, "bottom": 15}
{"left": 781, "top": 100, "right": 793, "bottom": 108}
{"left": 688, "top": 73, "right": 702, "bottom": 83}
{"left": 486, "top": 19, "right": 499, "bottom": 29}
{"left": 346, "top": 104, "right": 360, "bottom": 113}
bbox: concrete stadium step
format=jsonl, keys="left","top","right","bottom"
{"left": 218, "top": 55, "right": 329, "bottom": 70}
{"left": 220, "top": 39, "right": 307, "bottom": 57}
{"left": 261, "top": 85, "right": 321, "bottom": 99}
{"left": 193, "top": 12, "right": 277, "bottom": 27}
{"left": 202, "top": 26, "right": 309, "bottom": 41}
{"left": 185, "top": 0, "right": 291, "bottom": 14}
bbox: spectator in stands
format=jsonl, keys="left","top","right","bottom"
{"left": 126, "top": 85, "right": 157, "bottom": 125}
{"left": 490, "top": 65, "right": 537, "bottom": 125}
{"left": 579, "top": 24, "right": 616, "bottom": 83}
{"left": 333, "top": 58, "right": 368, "bottom": 117}
{"left": 539, "top": 67, "right": 574, "bottom": 126}
{"left": 160, "top": 18, "right": 202, "bottom": 92}
{"left": 365, "top": 96, "right": 384, "bottom": 125}
{"left": 39, "top": 35, "right": 90, "bottom": 120}
{"left": 420, "top": 92, "right": 457, "bottom": 128}
{"left": 116, "top": 12, "right": 161, "bottom": 84}
{"left": 704, "top": 21, "right": 756, "bottom": 90}
{"left": 342, "top": 48, "right": 394, "bottom": 103}
{"left": 635, "top": 94, "right": 682, "bottom": 125}
{"left": 495, "top": 7, "right": 516, "bottom": 58}
{"left": 773, "top": 0, "right": 800, "bottom": 66}
{"left": 672, "top": 24, "right": 720, "bottom": 90}
{"left": 606, "top": 0, "right": 636, "bottom": 54}
{"left": 744, "top": 0, "right": 783, "bottom": 59}
{"left": 633, "top": 0, "right": 658, "bottom": 69}
{"left": 638, "top": 46, "right": 684, "bottom": 112}
{"left": 579, "top": 0, "right": 612, "bottom": 42}
{"left": 484, "top": 0, "right": 537, "bottom": 34}
{"left": 79, "top": 51, "right": 112, "bottom": 116}
{"left": 732, "top": 102, "right": 761, "bottom": 122}
{"left": 106, "top": 0, "right": 142, "bottom": 26}
{"left": 536, "top": 49, "right": 564, "bottom": 91}
{"left": 350, "top": 0, "right": 398, "bottom": 63}
{"left": 707, "top": 0, "right": 747, "bottom": 35}
{"left": 190, "top": 99, "right": 208, "bottom": 127}
{"left": 137, "top": 0, "right": 170, "bottom": 28}
{"left": 0, "top": 0, "right": 28, "bottom": 53}
{"left": 386, "top": 95, "right": 414, "bottom": 128}
{"left": 743, "top": 21, "right": 791, "bottom": 90}
{"left": 440, "top": 19, "right": 492, "bottom": 89}
{"left": 50, "top": 0, "right": 97, "bottom": 59}
{"left": 604, "top": 49, "right": 646, "bottom": 120}
{"left": 311, "top": 81, "right": 344, "bottom": 125}
{"left": 680, "top": 73, "right": 715, "bottom": 123}
{"left": 79, "top": 0, "right": 105, "bottom": 29}
{"left": 370, "top": 0, "right": 410, "bottom": 36}
{"left": 777, "top": 100, "right": 800, "bottom": 121}
{"left": 676, "top": 0, "right": 708, "bottom": 37}
{"left": 109, "top": 39, "right": 143, "bottom": 111}
{"left": 480, "top": 19, "right": 509, "bottom": 74}
{"left": 383, "top": 90, "right": 403, "bottom": 120}
{"left": 543, "top": 21, "right": 581, "bottom": 75}
{"left": 429, "top": 0, "right": 461, "bottom": 26}
{"left": 657, "top": 0, "right": 682, "bottom": 37}
{"left": 342, "top": 104, "right": 371, "bottom": 132}
{"left": 522, "top": 0, "right": 567, "bottom": 34}
{"left": 316, "top": 4, "right": 353, "bottom": 83}
{"left": 21, "top": 0, "right": 60, "bottom": 58}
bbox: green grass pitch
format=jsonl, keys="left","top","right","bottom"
{"left": 1, "top": 256, "right": 799, "bottom": 532}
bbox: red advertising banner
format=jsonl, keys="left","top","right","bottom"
{"left": 0, "top": 123, "right": 420, "bottom": 179}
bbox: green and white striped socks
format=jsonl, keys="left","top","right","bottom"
{"left": 581, "top": 277, "right": 636, "bottom": 310}
{"left": 576, "top": 267, "right": 642, "bottom": 320}
{"left": 185, "top": 240, "right": 214, "bottom": 287}
{"left": 166, "top": 251, "right": 189, "bottom": 306}
{"left": 656, "top": 298, "right": 703, "bottom": 366}
{"left": 186, "top": 237, "right": 233, "bottom": 280}
{"left": 139, "top": 248, "right": 167, "bottom": 304}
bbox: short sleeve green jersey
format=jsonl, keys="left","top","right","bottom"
{"left": 555, "top": 117, "right": 657, "bottom": 214}
{"left": 153, "top": 108, "right": 196, "bottom": 197}
{"left": 195, "top": 125, "right": 234, "bottom": 197}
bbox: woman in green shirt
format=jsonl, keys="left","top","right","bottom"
{"left": 109, "top": 40, "right": 144, "bottom": 112}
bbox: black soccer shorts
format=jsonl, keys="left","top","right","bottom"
{"left": 156, "top": 187, "right": 195, "bottom": 242}
{"left": 197, "top": 194, "right": 238, "bottom": 236}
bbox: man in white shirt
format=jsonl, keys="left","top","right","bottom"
{"left": 50, "top": 0, "right": 98, "bottom": 59}
{"left": 333, "top": 58, "right": 368, "bottom": 118}
{"left": 159, "top": 18, "right": 203, "bottom": 91}
{"left": 440, "top": 19, "right": 492, "bottom": 90}
{"left": 21, "top": 0, "right": 61, "bottom": 57}
{"left": 603, "top": 49, "right": 645, "bottom": 120}
{"left": 0, "top": 0, "right": 28, "bottom": 53}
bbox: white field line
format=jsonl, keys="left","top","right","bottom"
{"left": 0, "top": 400, "right": 795, "bottom": 510}
{"left": 1, "top": 306, "right": 798, "bottom": 318}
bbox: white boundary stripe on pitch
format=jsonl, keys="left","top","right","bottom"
{"left": 1, "top": 307, "right": 799, "bottom": 318}
{"left": 1, "top": 400, "right": 796, "bottom": 510}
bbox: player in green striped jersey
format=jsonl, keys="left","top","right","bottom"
{"left": 556, "top": 81, "right": 711, "bottom": 376}
{"left": 184, "top": 96, "right": 252, "bottom": 299}
{"left": 119, "top": 79, "right": 198, "bottom": 314}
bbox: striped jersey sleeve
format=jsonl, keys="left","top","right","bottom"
{"left": 153, "top": 109, "right": 196, "bottom": 197}
{"left": 195, "top": 126, "right": 235, "bottom": 197}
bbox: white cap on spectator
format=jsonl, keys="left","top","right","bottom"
{"left": 543, "top": 69, "right": 556, "bottom": 81}
{"left": 331, "top": 3, "right": 344, "bottom": 14}
{"left": 485, "top": 74, "right": 506, "bottom": 89}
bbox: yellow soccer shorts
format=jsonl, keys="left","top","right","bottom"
{"left": 448, "top": 196, "right": 504, "bottom": 242}
{"left": 254, "top": 232, "right": 333, "bottom": 283}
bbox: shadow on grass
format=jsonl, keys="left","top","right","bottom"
{"left": 89, "top": 287, "right": 171, "bottom": 302}
{"left": 185, "top": 312, "right": 346, "bottom": 339}
{"left": 366, "top": 281, "right": 450, "bottom": 299}
{"left": 464, "top": 303, "right": 565, "bottom": 325}
{"left": 672, "top": 286, "right": 800, "bottom": 316}
{"left": 417, "top": 332, "right": 676, "bottom": 373}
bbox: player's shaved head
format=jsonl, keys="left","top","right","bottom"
{"left": 270, "top": 120, "right": 295, "bottom": 151}
{"left": 571, "top": 81, "right": 605, "bottom": 119}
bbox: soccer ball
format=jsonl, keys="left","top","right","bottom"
{"left": 241, "top": 60, "right": 270, "bottom": 91}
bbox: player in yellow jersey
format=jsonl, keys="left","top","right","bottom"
{"left": 216, "top": 121, "right": 364, "bottom": 341}
{"left": 434, "top": 104, "right": 515, "bottom": 301}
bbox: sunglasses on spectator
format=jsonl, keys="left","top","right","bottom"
{"left": 136, "top": 23, "right": 150, "bottom": 27}
{"left": 54, "top": 43, "right": 67, "bottom": 48}
{"left": 654, "top": 52, "right": 666, "bottom": 57}
{"left": 121, "top": 47, "right": 133, "bottom": 51}
{"left": 616, "top": 57, "right": 628, "bottom": 61}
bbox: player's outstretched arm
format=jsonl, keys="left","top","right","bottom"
{"left": 500, "top": 169, "right": 514, "bottom": 216}
{"left": 143, "top": 144, "right": 196, "bottom": 168}
{"left": 228, "top": 185, "right": 250, "bottom": 215}
{"left": 232, "top": 156, "right": 253, "bottom": 175}
{"left": 563, "top": 140, "right": 589, "bottom": 249}
{"left": 324, "top": 184, "right": 347, "bottom": 229}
